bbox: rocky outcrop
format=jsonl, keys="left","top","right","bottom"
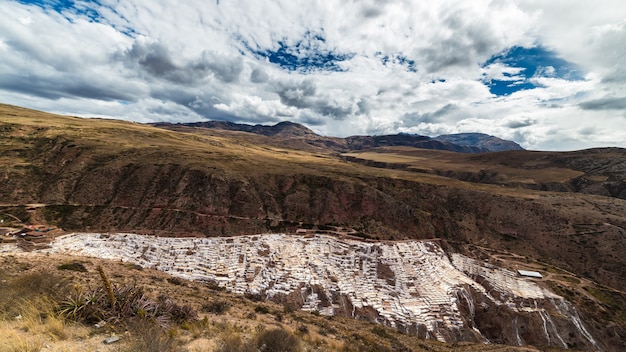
{"left": 48, "top": 233, "right": 602, "bottom": 350}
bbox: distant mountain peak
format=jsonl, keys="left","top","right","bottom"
{"left": 434, "top": 133, "right": 524, "bottom": 152}
{"left": 153, "top": 120, "right": 317, "bottom": 138}
{"left": 345, "top": 133, "right": 487, "bottom": 153}
{"left": 266, "top": 121, "right": 316, "bottom": 137}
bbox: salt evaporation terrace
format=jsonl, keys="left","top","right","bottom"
{"left": 46, "top": 233, "right": 599, "bottom": 346}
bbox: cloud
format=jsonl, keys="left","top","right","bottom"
{"left": 402, "top": 104, "right": 459, "bottom": 125}
{"left": 579, "top": 97, "right": 626, "bottom": 110}
{"left": 505, "top": 117, "right": 536, "bottom": 129}
{"left": 0, "top": 72, "right": 130, "bottom": 101}
{"left": 275, "top": 79, "right": 318, "bottom": 109}
{"left": 0, "top": 0, "right": 625, "bottom": 150}
{"left": 122, "top": 40, "right": 244, "bottom": 84}
{"left": 516, "top": 1, "right": 626, "bottom": 84}
{"left": 250, "top": 67, "right": 269, "bottom": 83}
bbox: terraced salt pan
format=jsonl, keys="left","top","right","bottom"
{"left": 0, "top": 243, "right": 19, "bottom": 253}
{"left": 46, "top": 233, "right": 597, "bottom": 347}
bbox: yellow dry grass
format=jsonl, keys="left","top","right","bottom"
{"left": 0, "top": 303, "right": 95, "bottom": 352}
{"left": 0, "top": 103, "right": 362, "bottom": 178}
{"left": 344, "top": 147, "right": 584, "bottom": 184}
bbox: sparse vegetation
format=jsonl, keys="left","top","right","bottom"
{"left": 0, "top": 256, "right": 201, "bottom": 352}
{"left": 167, "top": 276, "right": 185, "bottom": 286}
{"left": 372, "top": 325, "right": 393, "bottom": 339}
{"left": 126, "top": 319, "right": 179, "bottom": 352}
{"left": 255, "top": 327, "right": 301, "bottom": 351}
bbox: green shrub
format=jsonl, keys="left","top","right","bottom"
{"left": 57, "top": 262, "right": 88, "bottom": 272}
{"left": 255, "top": 328, "right": 300, "bottom": 352}
{"left": 254, "top": 305, "right": 270, "bottom": 314}
{"left": 201, "top": 300, "right": 230, "bottom": 315}
{"left": 371, "top": 325, "right": 392, "bottom": 339}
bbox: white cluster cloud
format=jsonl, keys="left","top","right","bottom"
{"left": 0, "top": 0, "right": 625, "bottom": 150}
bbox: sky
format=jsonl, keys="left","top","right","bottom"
{"left": 0, "top": 1, "right": 625, "bottom": 150}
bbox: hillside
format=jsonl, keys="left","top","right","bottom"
{"left": 342, "top": 147, "right": 626, "bottom": 198}
{"left": 1, "top": 103, "right": 625, "bottom": 350}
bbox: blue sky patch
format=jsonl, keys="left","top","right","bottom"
{"left": 251, "top": 32, "right": 354, "bottom": 73}
{"left": 482, "top": 46, "right": 585, "bottom": 96}
{"left": 17, "top": 0, "right": 103, "bottom": 22}
{"left": 377, "top": 52, "right": 417, "bottom": 72}
{"left": 16, "top": 0, "right": 136, "bottom": 35}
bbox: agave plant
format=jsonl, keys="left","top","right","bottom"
{"left": 134, "top": 295, "right": 158, "bottom": 319}
{"left": 59, "top": 285, "right": 105, "bottom": 323}
{"left": 60, "top": 266, "right": 198, "bottom": 329}
{"left": 113, "top": 284, "right": 145, "bottom": 318}
{"left": 59, "top": 287, "right": 86, "bottom": 321}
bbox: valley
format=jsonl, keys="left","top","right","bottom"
{"left": 1, "top": 103, "right": 625, "bottom": 351}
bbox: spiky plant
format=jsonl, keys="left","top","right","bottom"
{"left": 59, "top": 285, "right": 105, "bottom": 323}
{"left": 97, "top": 265, "right": 115, "bottom": 308}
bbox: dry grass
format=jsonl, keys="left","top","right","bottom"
{"left": 213, "top": 326, "right": 300, "bottom": 352}
{"left": 0, "top": 329, "right": 44, "bottom": 352}
{"left": 0, "top": 303, "right": 94, "bottom": 352}
{"left": 0, "top": 265, "right": 74, "bottom": 351}
{"left": 0, "top": 103, "right": 358, "bottom": 177}
{"left": 344, "top": 147, "right": 584, "bottom": 185}
{"left": 125, "top": 319, "right": 179, "bottom": 352}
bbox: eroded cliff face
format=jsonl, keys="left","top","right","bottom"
{"left": 48, "top": 233, "right": 601, "bottom": 350}
{"left": 31, "top": 165, "right": 436, "bottom": 238}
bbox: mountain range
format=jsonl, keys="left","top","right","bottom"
{"left": 152, "top": 120, "right": 524, "bottom": 153}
